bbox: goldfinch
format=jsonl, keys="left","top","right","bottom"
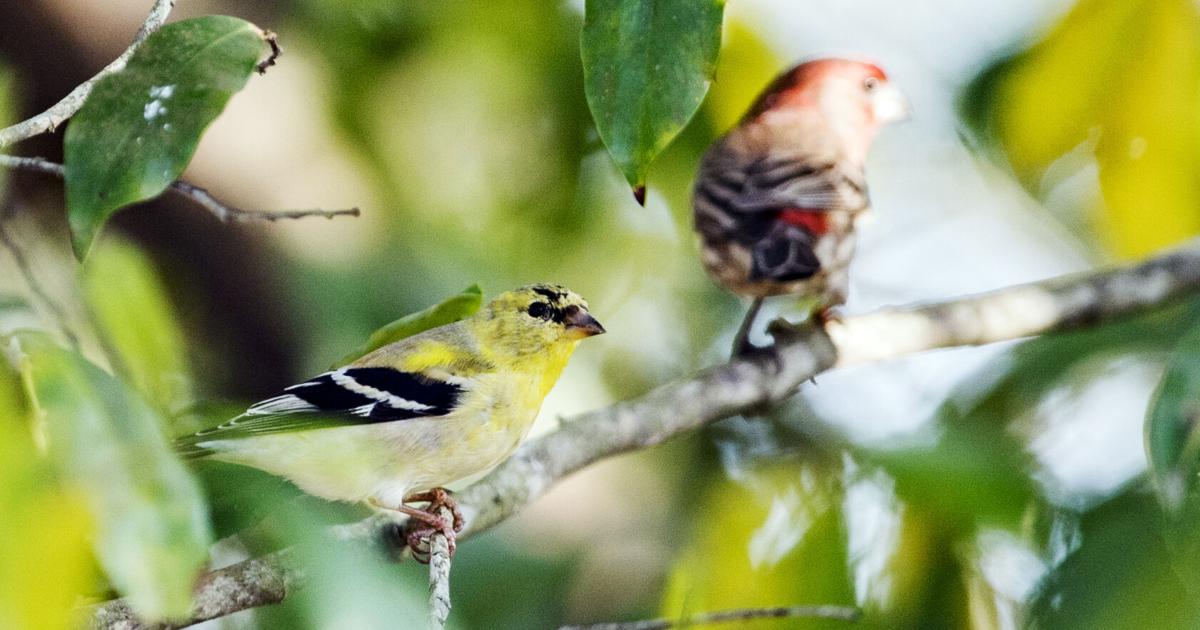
{"left": 176, "top": 284, "right": 604, "bottom": 557}
{"left": 692, "top": 58, "right": 908, "bottom": 352}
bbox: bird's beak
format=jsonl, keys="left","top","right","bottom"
{"left": 564, "top": 309, "right": 606, "bottom": 339}
{"left": 872, "top": 83, "right": 911, "bottom": 124}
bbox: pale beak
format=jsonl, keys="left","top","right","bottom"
{"left": 872, "top": 83, "right": 911, "bottom": 124}
{"left": 564, "top": 307, "right": 605, "bottom": 339}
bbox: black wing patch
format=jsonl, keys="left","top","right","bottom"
{"left": 253, "top": 367, "right": 465, "bottom": 421}
{"left": 177, "top": 367, "right": 468, "bottom": 452}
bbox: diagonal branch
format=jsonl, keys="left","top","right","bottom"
{"left": 87, "top": 236, "right": 1200, "bottom": 629}
{"left": 0, "top": 155, "right": 359, "bottom": 223}
{"left": 0, "top": 0, "right": 176, "bottom": 149}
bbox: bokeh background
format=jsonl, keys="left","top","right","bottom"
{"left": 4, "top": 0, "right": 1200, "bottom": 628}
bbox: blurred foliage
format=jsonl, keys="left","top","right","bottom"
{"left": 11, "top": 332, "right": 211, "bottom": 620}
{"left": 1029, "top": 489, "right": 1200, "bottom": 629}
{"left": 962, "top": 0, "right": 1200, "bottom": 258}
{"left": 661, "top": 454, "right": 856, "bottom": 629}
{"left": 0, "top": 364, "right": 96, "bottom": 630}
{"left": 1146, "top": 324, "right": 1200, "bottom": 511}
{"left": 64, "top": 17, "right": 266, "bottom": 259}
{"left": 336, "top": 283, "right": 481, "bottom": 366}
{"left": 581, "top": 0, "right": 724, "bottom": 195}
{"left": 83, "top": 237, "right": 192, "bottom": 416}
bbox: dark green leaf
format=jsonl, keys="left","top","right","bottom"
{"left": 1147, "top": 325, "right": 1200, "bottom": 511}
{"left": 65, "top": 16, "right": 267, "bottom": 259}
{"left": 336, "top": 284, "right": 482, "bottom": 366}
{"left": 12, "top": 332, "right": 211, "bottom": 620}
{"left": 582, "top": 0, "right": 724, "bottom": 190}
{"left": 1030, "top": 489, "right": 1200, "bottom": 629}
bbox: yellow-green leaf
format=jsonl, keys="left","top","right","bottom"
{"left": 84, "top": 238, "right": 192, "bottom": 415}
{"left": 961, "top": 0, "right": 1200, "bottom": 257}
{"left": 13, "top": 332, "right": 211, "bottom": 621}
{"left": 336, "top": 284, "right": 483, "bottom": 366}
{"left": 0, "top": 366, "right": 96, "bottom": 630}
{"left": 64, "top": 16, "right": 267, "bottom": 259}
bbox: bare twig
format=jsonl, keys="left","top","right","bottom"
{"left": 0, "top": 0, "right": 176, "bottom": 149}
{"left": 426, "top": 507, "right": 453, "bottom": 630}
{"left": 0, "top": 155, "right": 360, "bottom": 223}
{"left": 88, "top": 236, "right": 1200, "bottom": 628}
{"left": 559, "top": 604, "right": 862, "bottom": 630}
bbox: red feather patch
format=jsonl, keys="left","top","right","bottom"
{"left": 778, "top": 209, "right": 828, "bottom": 235}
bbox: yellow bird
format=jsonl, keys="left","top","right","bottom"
{"left": 176, "top": 284, "right": 604, "bottom": 556}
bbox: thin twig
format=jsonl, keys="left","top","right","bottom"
{"left": 560, "top": 605, "right": 862, "bottom": 630}
{"left": 426, "top": 507, "right": 453, "bottom": 630}
{"left": 88, "top": 236, "right": 1200, "bottom": 628}
{"left": 0, "top": 155, "right": 360, "bottom": 223}
{"left": 0, "top": 0, "right": 176, "bottom": 149}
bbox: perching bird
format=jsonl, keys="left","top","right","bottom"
{"left": 176, "top": 284, "right": 604, "bottom": 558}
{"left": 692, "top": 58, "right": 909, "bottom": 353}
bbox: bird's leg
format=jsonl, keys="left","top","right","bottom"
{"left": 731, "top": 297, "right": 766, "bottom": 357}
{"left": 370, "top": 497, "right": 457, "bottom": 563}
{"left": 405, "top": 487, "right": 464, "bottom": 533}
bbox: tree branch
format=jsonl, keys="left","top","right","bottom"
{"left": 559, "top": 604, "right": 862, "bottom": 630}
{"left": 87, "top": 237, "right": 1200, "bottom": 629}
{"left": 0, "top": 155, "right": 359, "bottom": 223}
{"left": 0, "top": 0, "right": 176, "bottom": 149}
{"left": 426, "top": 507, "right": 453, "bottom": 630}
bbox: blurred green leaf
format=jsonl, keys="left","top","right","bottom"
{"left": 84, "top": 238, "right": 192, "bottom": 415}
{"left": 582, "top": 0, "right": 724, "bottom": 192}
{"left": 661, "top": 456, "right": 854, "bottom": 630}
{"left": 1146, "top": 325, "right": 1200, "bottom": 511}
{"left": 64, "top": 16, "right": 266, "bottom": 259}
{"left": 12, "top": 332, "right": 211, "bottom": 621}
{"left": 1030, "top": 489, "right": 1200, "bottom": 629}
{"left": 961, "top": 0, "right": 1200, "bottom": 257}
{"left": 336, "top": 284, "right": 482, "bottom": 366}
{"left": 0, "top": 365, "right": 96, "bottom": 630}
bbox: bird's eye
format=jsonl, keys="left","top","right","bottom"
{"left": 527, "top": 302, "right": 551, "bottom": 320}
{"left": 863, "top": 77, "right": 880, "bottom": 92}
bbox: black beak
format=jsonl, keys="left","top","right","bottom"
{"left": 564, "top": 308, "right": 605, "bottom": 339}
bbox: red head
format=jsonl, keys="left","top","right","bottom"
{"left": 744, "top": 58, "right": 909, "bottom": 162}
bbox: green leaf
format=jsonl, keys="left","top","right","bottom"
{"left": 64, "top": 16, "right": 267, "bottom": 259}
{"left": 1030, "top": 490, "right": 1200, "bottom": 629}
{"left": 1146, "top": 325, "right": 1200, "bottom": 511}
{"left": 0, "top": 364, "right": 97, "bottom": 630}
{"left": 335, "top": 284, "right": 483, "bottom": 366}
{"left": 582, "top": 0, "right": 724, "bottom": 191}
{"left": 12, "top": 332, "right": 212, "bottom": 621}
{"left": 84, "top": 238, "right": 192, "bottom": 415}
{"left": 961, "top": 0, "right": 1200, "bottom": 258}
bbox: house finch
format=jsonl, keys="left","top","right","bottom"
{"left": 693, "top": 58, "right": 909, "bottom": 353}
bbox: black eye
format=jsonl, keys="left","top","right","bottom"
{"left": 527, "top": 302, "right": 551, "bottom": 320}
{"left": 863, "top": 77, "right": 880, "bottom": 92}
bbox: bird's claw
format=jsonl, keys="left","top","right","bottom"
{"left": 401, "top": 487, "right": 463, "bottom": 563}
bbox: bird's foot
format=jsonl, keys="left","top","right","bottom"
{"left": 399, "top": 488, "right": 462, "bottom": 564}
{"left": 815, "top": 305, "right": 843, "bottom": 327}
{"left": 405, "top": 487, "right": 464, "bottom": 533}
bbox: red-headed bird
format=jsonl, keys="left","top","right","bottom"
{"left": 693, "top": 58, "right": 909, "bottom": 353}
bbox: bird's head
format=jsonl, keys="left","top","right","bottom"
{"left": 745, "top": 58, "right": 909, "bottom": 164}
{"left": 475, "top": 284, "right": 605, "bottom": 359}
